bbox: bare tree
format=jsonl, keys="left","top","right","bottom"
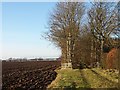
{"left": 46, "top": 2, "right": 84, "bottom": 68}
{"left": 88, "top": 2, "right": 118, "bottom": 67}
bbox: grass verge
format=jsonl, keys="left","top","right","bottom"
{"left": 47, "top": 68, "right": 118, "bottom": 89}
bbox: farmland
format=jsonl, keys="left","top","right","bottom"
{"left": 2, "top": 60, "right": 119, "bottom": 89}
{"left": 2, "top": 60, "right": 61, "bottom": 90}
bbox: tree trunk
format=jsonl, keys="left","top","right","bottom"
{"left": 90, "top": 37, "right": 94, "bottom": 66}
{"left": 65, "top": 32, "right": 72, "bottom": 68}
{"left": 100, "top": 40, "right": 104, "bottom": 68}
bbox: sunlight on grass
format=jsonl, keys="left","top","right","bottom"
{"left": 48, "top": 68, "right": 118, "bottom": 89}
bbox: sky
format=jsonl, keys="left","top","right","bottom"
{"left": 2, "top": 2, "right": 61, "bottom": 59}
{"left": 1, "top": 1, "right": 119, "bottom": 60}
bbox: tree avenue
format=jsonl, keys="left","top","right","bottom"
{"left": 46, "top": 1, "right": 119, "bottom": 69}
{"left": 88, "top": 2, "right": 118, "bottom": 68}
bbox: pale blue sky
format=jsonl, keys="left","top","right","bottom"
{"left": 1, "top": 1, "right": 118, "bottom": 60}
{"left": 2, "top": 2, "right": 61, "bottom": 59}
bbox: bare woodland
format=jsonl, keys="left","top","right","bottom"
{"left": 46, "top": 2, "right": 120, "bottom": 69}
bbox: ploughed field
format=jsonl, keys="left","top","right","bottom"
{"left": 2, "top": 61, "right": 61, "bottom": 90}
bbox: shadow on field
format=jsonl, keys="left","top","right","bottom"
{"left": 79, "top": 70, "right": 91, "bottom": 88}
{"left": 91, "top": 69, "right": 118, "bottom": 88}
{"left": 91, "top": 69, "right": 117, "bottom": 84}
{"left": 61, "top": 87, "right": 94, "bottom": 90}
{"left": 63, "top": 82, "right": 76, "bottom": 90}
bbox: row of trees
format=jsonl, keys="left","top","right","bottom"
{"left": 46, "top": 2, "right": 120, "bottom": 69}
{"left": 2, "top": 58, "right": 44, "bottom": 62}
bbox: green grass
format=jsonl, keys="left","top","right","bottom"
{"left": 57, "top": 69, "right": 90, "bottom": 88}
{"left": 48, "top": 68, "right": 119, "bottom": 89}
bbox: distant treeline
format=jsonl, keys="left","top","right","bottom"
{"left": 2, "top": 57, "right": 61, "bottom": 62}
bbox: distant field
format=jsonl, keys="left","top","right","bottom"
{"left": 2, "top": 61, "right": 61, "bottom": 89}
